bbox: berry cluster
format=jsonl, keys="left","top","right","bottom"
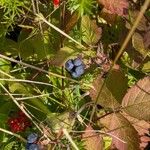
{"left": 65, "top": 58, "right": 85, "bottom": 78}
{"left": 26, "top": 133, "right": 39, "bottom": 150}
{"left": 7, "top": 111, "right": 31, "bottom": 133}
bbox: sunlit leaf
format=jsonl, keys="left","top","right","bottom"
{"left": 132, "top": 32, "right": 148, "bottom": 57}
{"left": 81, "top": 16, "right": 102, "bottom": 45}
{"left": 47, "top": 111, "right": 75, "bottom": 132}
{"left": 19, "top": 31, "right": 54, "bottom": 60}
{"left": 122, "top": 76, "right": 150, "bottom": 121}
{"left": 141, "top": 61, "right": 150, "bottom": 73}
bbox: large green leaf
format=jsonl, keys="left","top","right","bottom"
{"left": 81, "top": 16, "right": 102, "bottom": 45}
{"left": 18, "top": 31, "right": 54, "bottom": 60}
{"left": 0, "top": 38, "right": 19, "bottom": 55}
{"left": 105, "top": 68, "right": 128, "bottom": 103}
{"left": 132, "top": 32, "right": 148, "bottom": 57}
{"left": 90, "top": 75, "right": 120, "bottom": 109}
{"left": 122, "top": 76, "right": 150, "bottom": 121}
{"left": 99, "top": 113, "right": 140, "bottom": 150}
{"left": 9, "top": 83, "right": 51, "bottom": 115}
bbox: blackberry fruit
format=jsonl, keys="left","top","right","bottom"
{"left": 65, "top": 59, "right": 74, "bottom": 71}
{"left": 27, "top": 133, "right": 38, "bottom": 144}
{"left": 73, "top": 58, "right": 83, "bottom": 66}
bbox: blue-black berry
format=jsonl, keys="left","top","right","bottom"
{"left": 65, "top": 58, "right": 85, "bottom": 78}
{"left": 27, "top": 133, "right": 38, "bottom": 144}
{"left": 28, "top": 144, "right": 40, "bottom": 150}
{"left": 71, "top": 72, "right": 80, "bottom": 78}
{"left": 65, "top": 59, "right": 74, "bottom": 71}
{"left": 26, "top": 143, "right": 31, "bottom": 150}
{"left": 73, "top": 58, "right": 83, "bottom": 66}
{"left": 75, "top": 65, "right": 84, "bottom": 76}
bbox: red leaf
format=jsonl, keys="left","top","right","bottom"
{"left": 82, "top": 125, "right": 103, "bottom": 150}
{"left": 122, "top": 113, "right": 150, "bottom": 149}
{"left": 99, "top": 0, "right": 129, "bottom": 16}
{"left": 99, "top": 113, "right": 140, "bottom": 150}
{"left": 122, "top": 77, "right": 150, "bottom": 121}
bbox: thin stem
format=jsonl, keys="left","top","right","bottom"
{"left": 0, "top": 127, "right": 26, "bottom": 142}
{"left": 0, "top": 69, "right": 14, "bottom": 78}
{"left": 71, "top": 129, "right": 126, "bottom": 144}
{"left": 0, "top": 78, "right": 58, "bottom": 89}
{"left": 63, "top": 128, "right": 79, "bottom": 150}
{"left": 36, "top": 14, "right": 86, "bottom": 49}
{"left": 0, "top": 54, "right": 79, "bottom": 84}
{"left": 0, "top": 83, "right": 51, "bottom": 142}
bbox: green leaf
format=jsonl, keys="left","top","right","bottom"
{"left": 0, "top": 113, "right": 8, "bottom": 142}
{"left": 103, "top": 136, "right": 112, "bottom": 150}
{"left": 81, "top": 16, "right": 102, "bottom": 45}
{"left": 122, "top": 76, "right": 150, "bottom": 121}
{"left": 9, "top": 83, "right": 29, "bottom": 94}
{"left": 141, "top": 61, "right": 150, "bottom": 73}
{"left": 105, "top": 68, "right": 128, "bottom": 103}
{"left": 9, "top": 83, "right": 51, "bottom": 115}
{"left": 50, "top": 46, "right": 77, "bottom": 66}
{"left": 68, "top": 0, "right": 95, "bottom": 16}
{"left": 47, "top": 111, "right": 75, "bottom": 132}
{"left": 0, "top": 101, "right": 13, "bottom": 114}
{"left": 19, "top": 31, "right": 54, "bottom": 60}
{"left": 0, "top": 58, "right": 11, "bottom": 84}
{"left": 132, "top": 32, "right": 148, "bottom": 57}
{"left": 0, "top": 38, "right": 19, "bottom": 55}
{"left": 90, "top": 75, "right": 120, "bottom": 109}
{"left": 3, "top": 141, "right": 25, "bottom": 150}
{"left": 99, "top": 113, "right": 140, "bottom": 150}
{"left": 0, "top": 58, "right": 11, "bottom": 73}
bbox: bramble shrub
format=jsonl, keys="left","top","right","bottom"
{"left": 0, "top": 0, "right": 150, "bottom": 150}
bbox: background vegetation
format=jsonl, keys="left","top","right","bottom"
{"left": 0, "top": 0, "right": 149, "bottom": 149}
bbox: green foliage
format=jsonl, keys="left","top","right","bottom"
{"left": 0, "top": 0, "right": 27, "bottom": 20}
{"left": 0, "top": 0, "right": 150, "bottom": 149}
{"left": 0, "top": 0, "right": 29, "bottom": 36}
{"left": 68, "top": 0, "right": 96, "bottom": 16}
{"left": 2, "top": 141, "right": 25, "bottom": 150}
{"left": 81, "top": 15, "right": 102, "bottom": 45}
